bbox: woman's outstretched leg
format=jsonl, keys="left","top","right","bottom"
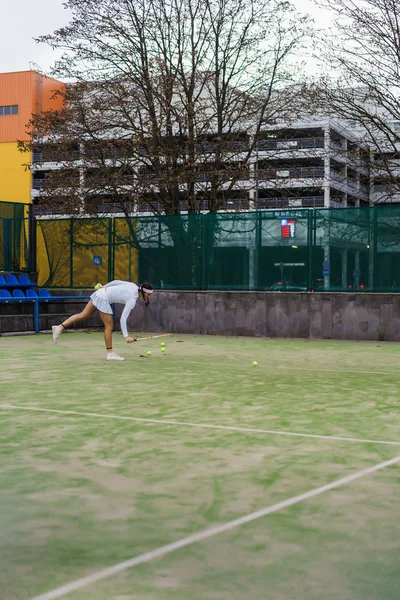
{"left": 52, "top": 301, "right": 97, "bottom": 343}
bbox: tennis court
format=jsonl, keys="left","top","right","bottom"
{"left": 1, "top": 333, "right": 399, "bottom": 600}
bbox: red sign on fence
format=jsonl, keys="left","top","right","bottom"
{"left": 281, "top": 219, "right": 295, "bottom": 238}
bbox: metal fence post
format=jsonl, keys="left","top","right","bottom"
{"left": 307, "top": 209, "right": 314, "bottom": 290}
{"left": 4, "top": 219, "right": 12, "bottom": 272}
{"left": 256, "top": 210, "right": 262, "bottom": 290}
{"left": 201, "top": 213, "right": 207, "bottom": 289}
{"left": 69, "top": 219, "right": 74, "bottom": 288}
{"left": 108, "top": 217, "right": 114, "bottom": 282}
{"left": 28, "top": 205, "right": 37, "bottom": 273}
{"left": 34, "top": 298, "right": 39, "bottom": 333}
{"left": 372, "top": 206, "right": 378, "bottom": 289}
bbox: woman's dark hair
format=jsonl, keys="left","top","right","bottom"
{"left": 140, "top": 282, "right": 153, "bottom": 292}
{"left": 140, "top": 282, "right": 153, "bottom": 306}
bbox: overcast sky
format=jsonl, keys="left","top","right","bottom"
{"left": 0, "top": 0, "right": 327, "bottom": 76}
{"left": 0, "top": 0, "right": 72, "bottom": 74}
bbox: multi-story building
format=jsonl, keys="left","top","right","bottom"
{"left": 252, "top": 118, "right": 370, "bottom": 210}
{"left": 0, "top": 70, "right": 64, "bottom": 206}
{"left": 30, "top": 120, "right": 371, "bottom": 215}
{"left": 0, "top": 69, "right": 381, "bottom": 215}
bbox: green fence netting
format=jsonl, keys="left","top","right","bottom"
{"left": 0, "top": 202, "right": 30, "bottom": 272}
{"left": 33, "top": 206, "right": 400, "bottom": 292}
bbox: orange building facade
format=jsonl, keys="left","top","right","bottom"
{"left": 0, "top": 70, "right": 64, "bottom": 205}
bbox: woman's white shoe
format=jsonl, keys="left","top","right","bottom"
{"left": 52, "top": 325, "right": 62, "bottom": 343}
{"left": 106, "top": 352, "right": 125, "bottom": 361}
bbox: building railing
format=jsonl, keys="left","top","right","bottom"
{"left": 195, "top": 141, "right": 249, "bottom": 153}
{"left": 32, "top": 151, "right": 80, "bottom": 163}
{"left": 256, "top": 196, "right": 325, "bottom": 208}
{"left": 32, "top": 177, "right": 80, "bottom": 189}
{"left": 330, "top": 171, "right": 369, "bottom": 195}
{"left": 257, "top": 137, "right": 325, "bottom": 151}
{"left": 258, "top": 166, "right": 325, "bottom": 179}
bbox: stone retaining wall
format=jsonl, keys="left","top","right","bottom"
{"left": 1, "top": 290, "right": 399, "bottom": 342}
{"left": 122, "top": 291, "right": 399, "bottom": 342}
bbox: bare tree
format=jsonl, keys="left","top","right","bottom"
{"left": 20, "top": 0, "right": 314, "bottom": 286}
{"left": 309, "top": 0, "right": 400, "bottom": 202}
{"left": 24, "top": 0, "right": 312, "bottom": 217}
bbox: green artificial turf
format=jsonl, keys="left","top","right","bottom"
{"left": 0, "top": 332, "right": 399, "bottom": 599}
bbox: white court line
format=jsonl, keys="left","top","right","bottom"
{"left": 0, "top": 354, "right": 397, "bottom": 376}
{"left": 30, "top": 453, "right": 400, "bottom": 600}
{"left": 152, "top": 361, "right": 399, "bottom": 376}
{"left": 243, "top": 364, "right": 398, "bottom": 376}
{"left": 0, "top": 352, "right": 397, "bottom": 376}
{"left": 1, "top": 404, "right": 400, "bottom": 447}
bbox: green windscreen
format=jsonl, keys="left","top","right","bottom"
{"left": 30, "top": 206, "right": 400, "bottom": 291}
{"left": 0, "top": 201, "right": 30, "bottom": 272}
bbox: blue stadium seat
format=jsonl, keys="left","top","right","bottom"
{"left": 38, "top": 289, "right": 51, "bottom": 298}
{"left": 6, "top": 274, "right": 19, "bottom": 286}
{"left": 0, "top": 275, "right": 6, "bottom": 287}
{"left": 18, "top": 274, "right": 35, "bottom": 287}
{"left": 0, "top": 289, "right": 12, "bottom": 298}
{"left": 13, "top": 289, "right": 26, "bottom": 298}
{"left": 26, "top": 289, "right": 38, "bottom": 298}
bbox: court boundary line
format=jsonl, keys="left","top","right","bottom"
{"left": 0, "top": 354, "right": 397, "bottom": 376}
{"left": 151, "top": 363, "right": 400, "bottom": 377}
{"left": 163, "top": 361, "right": 399, "bottom": 377}
{"left": 1, "top": 403, "right": 399, "bottom": 447}
{"left": 30, "top": 453, "right": 400, "bottom": 600}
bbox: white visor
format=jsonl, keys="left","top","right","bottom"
{"left": 142, "top": 287, "right": 153, "bottom": 294}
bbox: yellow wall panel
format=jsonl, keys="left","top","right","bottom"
{"left": 114, "top": 218, "right": 138, "bottom": 282}
{"left": 0, "top": 142, "right": 31, "bottom": 204}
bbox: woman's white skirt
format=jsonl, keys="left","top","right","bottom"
{"left": 90, "top": 288, "right": 113, "bottom": 314}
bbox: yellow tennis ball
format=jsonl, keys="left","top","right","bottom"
{"left": 160, "top": 342, "right": 165, "bottom": 346}
{"left": 94, "top": 283, "right": 102, "bottom": 290}
{"left": 161, "top": 347, "right": 166, "bottom": 353}
{"left": 252, "top": 361, "right": 258, "bottom": 367}
{"left": 147, "top": 351, "right": 152, "bottom": 356}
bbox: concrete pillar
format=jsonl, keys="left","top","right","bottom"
{"left": 323, "top": 126, "right": 331, "bottom": 207}
{"left": 369, "top": 147, "right": 374, "bottom": 205}
{"left": 249, "top": 161, "right": 256, "bottom": 211}
{"left": 79, "top": 142, "right": 85, "bottom": 214}
{"left": 249, "top": 136, "right": 257, "bottom": 211}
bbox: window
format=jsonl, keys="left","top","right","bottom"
{"left": 0, "top": 105, "right": 18, "bottom": 116}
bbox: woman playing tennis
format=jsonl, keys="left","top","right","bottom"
{"left": 52, "top": 281, "right": 153, "bottom": 361}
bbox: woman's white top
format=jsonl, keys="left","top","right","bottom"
{"left": 93, "top": 280, "right": 139, "bottom": 338}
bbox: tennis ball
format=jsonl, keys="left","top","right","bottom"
{"left": 94, "top": 283, "right": 101, "bottom": 291}
{"left": 160, "top": 342, "right": 165, "bottom": 346}
{"left": 252, "top": 361, "right": 258, "bottom": 367}
{"left": 147, "top": 351, "right": 152, "bottom": 356}
{"left": 161, "top": 347, "right": 166, "bottom": 353}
